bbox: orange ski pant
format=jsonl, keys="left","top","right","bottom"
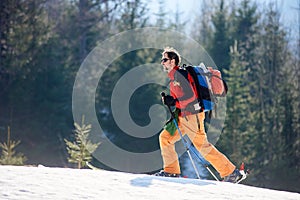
{"left": 159, "top": 112, "right": 235, "bottom": 178}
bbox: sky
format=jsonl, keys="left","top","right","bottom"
{"left": 1, "top": 165, "right": 299, "bottom": 199}
{"left": 146, "top": 0, "right": 299, "bottom": 41}
{"left": 146, "top": 0, "right": 298, "bottom": 22}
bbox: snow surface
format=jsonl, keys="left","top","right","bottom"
{"left": 0, "top": 165, "right": 299, "bottom": 200}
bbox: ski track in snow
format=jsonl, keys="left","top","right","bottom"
{"left": 0, "top": 165, "right": 299, "bottom": 200}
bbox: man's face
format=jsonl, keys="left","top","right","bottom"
{"left": 161, "top": 53, "right": 174, "bottom": 72}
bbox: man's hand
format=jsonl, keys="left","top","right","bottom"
{"left": 162, "top": 95, "right": 176, "bottom": 106}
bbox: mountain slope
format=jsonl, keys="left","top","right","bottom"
{"left": 0, "top": 165, "right": 299, "bottom": 200}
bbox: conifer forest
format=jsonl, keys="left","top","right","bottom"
{"left": 0, "top": 0, "right": 299, "bottom": 193}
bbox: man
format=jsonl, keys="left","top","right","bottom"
{"left": 155, "top": 47, "right": 242, "bottom": 183}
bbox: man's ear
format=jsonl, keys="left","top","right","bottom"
{"left": 170, "top": 59, "right": 175, "bottom": 66}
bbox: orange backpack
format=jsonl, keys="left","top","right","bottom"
{"left": 207, "top": 67, "right": 227, "bottom": 97}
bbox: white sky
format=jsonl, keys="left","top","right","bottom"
{"left": 146, "top": 0, "right": 298, "bottom": 22}
{"left": 146, "top": 0, "right": 299, "bottom": 41}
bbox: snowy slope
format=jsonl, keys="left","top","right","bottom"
{"left": 0, "top": 165, "right": 299, "bottom": 200}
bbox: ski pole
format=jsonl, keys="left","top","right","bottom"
{"left": 161, "top": 92, "right": 220, "bottom": 181}
{"left": 161, "top": 92, "right": 201, "bottom": 179}
{"left": 188, "top": 144, "right": 220, "bottom": 181}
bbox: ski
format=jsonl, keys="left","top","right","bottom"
{"left": 236, "top": 171, "right": 248, "bottom": 184}
{"left": 86, "top": 162, "right": 102, "bottom": 170}
{"left": 86, "top": 161, "right": 249, "bottom": 184}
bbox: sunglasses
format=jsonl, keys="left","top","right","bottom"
{"left": 161, "top": 58, "right": 170, "bottom": 63}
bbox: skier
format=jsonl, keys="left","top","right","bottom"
{"left": 154, "top": 47, "right": 242, "bottom": 183}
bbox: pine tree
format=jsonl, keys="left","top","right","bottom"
{"left": 291, "top": 0, "right": 300, "bottom": 173}
{"left": 65, "top": 116, "right": 100, "bottom": 169}
{"left": 93, "top": 0, "right": 168, "bottom": 156}
{"left": 209, "top": 0, "right": 231, "bottom": 74}
{"left": 170, "top": 4, "right": 186, "bottom": 32}
{"left": 221, "top": 41, "right": 253, "bottom": 164}
{"left": 249, "top": 2, "right": 293, "bottom": 188}
{"left": 191, "top": 0, "right": 213, "bottom": 49}
{"left": 154, "top": 0, "right": 167, "bottom": 29}
{"left": 0, "top": 126, "right": 26, "bottom": 165}
{"left": 116, "top": 0, "right": 149, "bottom": 31}
{"left": 222, "top": 0, "right": 260, "bottom": 171}
{"left": 232, "top": 0, "right": 259, "bottom": 72}
{"left": 0, "top": 0, "right": 49, "bottom": 102}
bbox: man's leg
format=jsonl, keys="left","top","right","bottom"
{"left": 182, "top": 112, "right": 236, "bottom": 178}
{"left": 159, "top": 129, "right": 181, "bottom": 174}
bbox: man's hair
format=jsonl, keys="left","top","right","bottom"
{"left": 162, "top": 47, "right": 181, "bottom": 66}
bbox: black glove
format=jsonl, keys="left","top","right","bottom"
{"left": 162, "top": 95, "right": 177, "bottom": 106}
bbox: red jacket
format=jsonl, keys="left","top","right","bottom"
{"left": 168, "top": 66, "right": 198, "bottom": 114}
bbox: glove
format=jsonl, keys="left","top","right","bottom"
{"left": 162, "top": 95, "right": 176, "bottom": 106}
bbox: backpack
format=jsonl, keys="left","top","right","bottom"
{"left": 183, "top": 63, "right": 228, "bottom": 113}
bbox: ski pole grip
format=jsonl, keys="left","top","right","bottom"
{"left": 160, "top": 92, "right": 174, "bottom": 118}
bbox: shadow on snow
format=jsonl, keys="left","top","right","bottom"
{"left": 130, "top": 175, "right": 216, "bottom": 188}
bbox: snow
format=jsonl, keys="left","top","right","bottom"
{"left": 0, "top": 165, "right": 299, "bottom": 200}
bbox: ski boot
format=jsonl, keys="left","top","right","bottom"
{"left": 224, "top": 163, "right": 249, "bottom": 183}
{"left": 153, "top": 170, "right": 180, "bottom": 178}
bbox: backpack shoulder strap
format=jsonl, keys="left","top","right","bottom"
{"left": 174, "top": 68, "right": 188, "bottom": 80}
{"left": 182, "top": 65, "right": 205, "bottom": 110}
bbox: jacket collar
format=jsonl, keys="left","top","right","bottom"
{"left": 168, "top": 66, "right": 179, "bottom": 79}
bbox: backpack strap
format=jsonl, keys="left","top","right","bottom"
{"left": 173, "top": 68, "right": 195, "bottom": 102}
{"left": 183, "top": 65, "right": 205, "bottom": 112}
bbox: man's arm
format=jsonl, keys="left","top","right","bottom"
{"left": 174, "top": 69, "right": 194, "bottom": 101}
